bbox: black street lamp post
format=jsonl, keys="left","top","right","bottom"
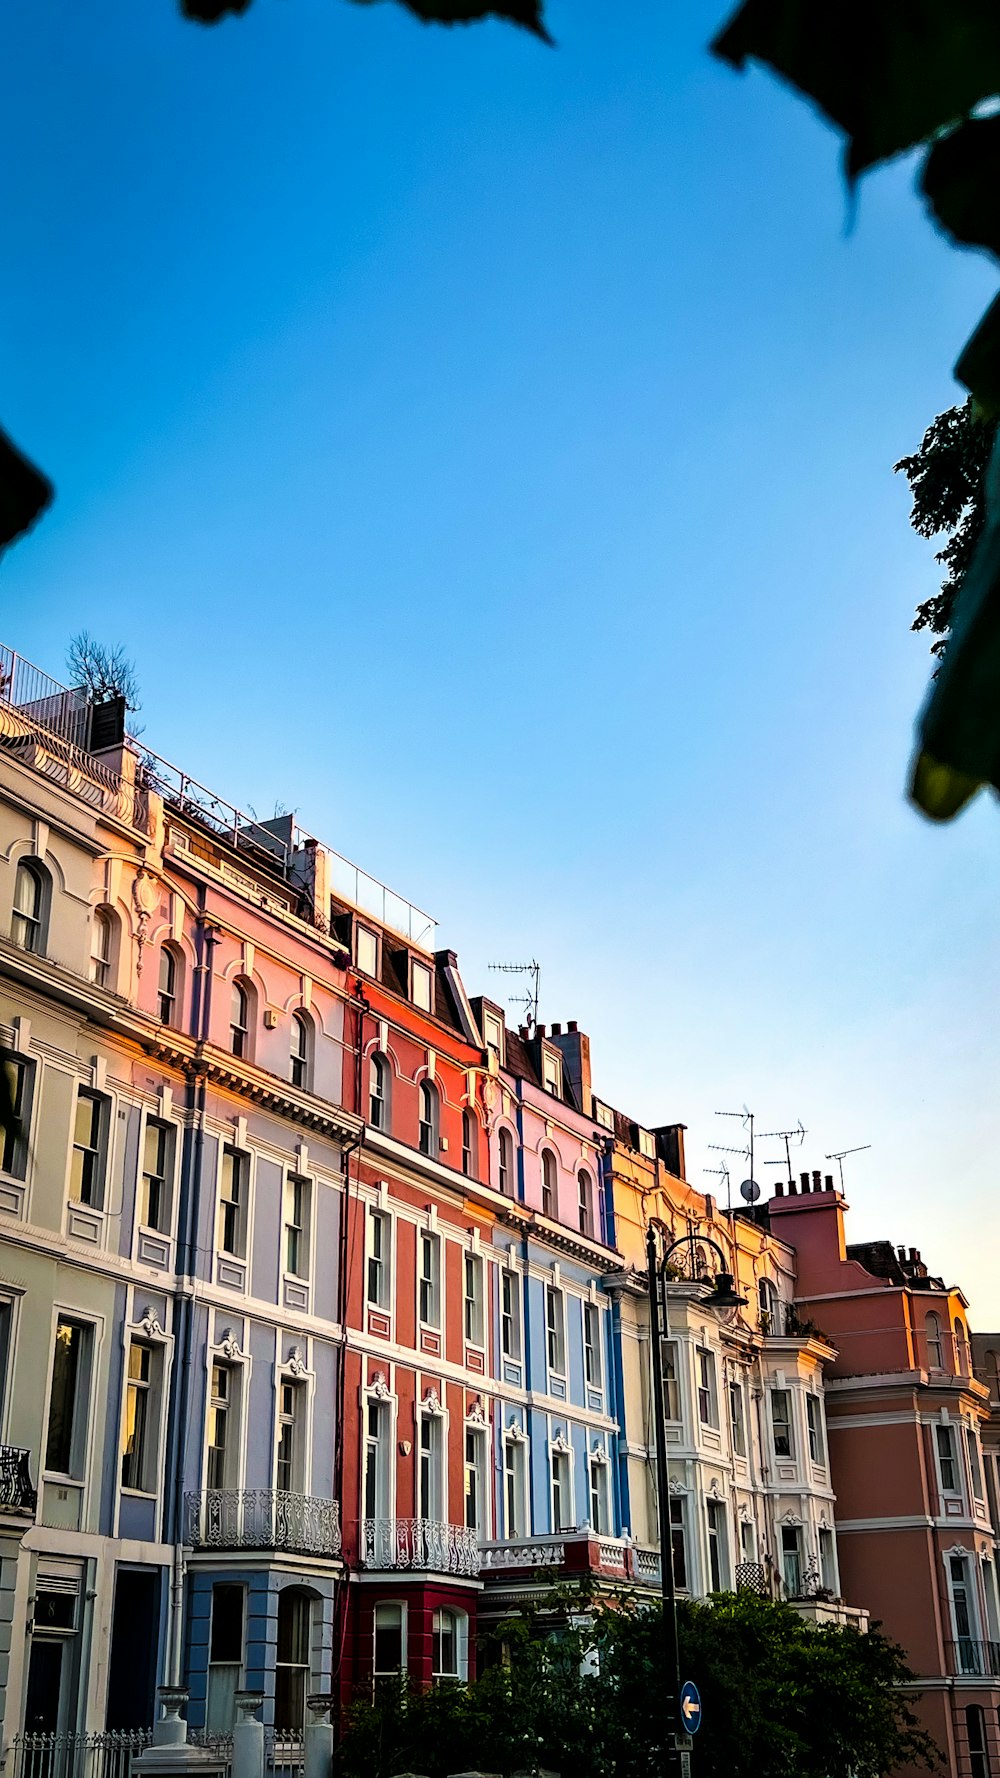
{"left": 645, "top": 1220, "right": 746, "bottom": 1777}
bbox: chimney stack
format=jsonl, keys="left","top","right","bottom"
{"left": 812, "top": 1171, "right": 822, "bottom": 1191}
{"left": 547, "top": 1023, "right": 592, "bottom": 1119}
{"left": 824, "top": 1174, "right": 834, "bottom": 1191}
{"left": 799, "top": 1171, "right": 809, "bottom": 1191}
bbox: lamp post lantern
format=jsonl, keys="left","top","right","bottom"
{"left": 646, "top": 1220, "right": 746, "bottom": 1776}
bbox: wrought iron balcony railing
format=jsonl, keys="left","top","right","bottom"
{"left": 0, "top": 1445, "right": 37, "bottom": 1516}
{"left": 947, "top": 1638, "right": 1000, "bottom": 1678}
{"left": 185, "top": 1489, "right": 341, "bottom": 1558}
{"left": 361, "top": 1517, "right": 480, "bottom": 1577}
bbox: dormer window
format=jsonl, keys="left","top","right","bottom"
{"left": 638, "top": 1128, "right": 655, "bottom": 1160}
{"left": 411, "top": 960, "right": 432, "bottom": 1014}
{"left": 594, "top": 1101, "right": 614, "bottom": 1132}
{"left": 542, "top": 1050, "right": 562, "bottom": 1097}
{"left": 356, "top": 927, "right": 378, "bottom": 977}
{"left": 483, "top": 1012, "right": 504, "bottom": 1065}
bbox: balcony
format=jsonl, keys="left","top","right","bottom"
{"left": 480, "top": 1532, "right": 650, "bottom": 1584}
{"left": 185, "top": 1489, "right": 341, "bottom": 1558}
{"left": 0, "top": 1446, "right": 36, "bottom": 1518}
{"left": 360, "top": 1518, "right": 480, "bottom": 1578}
{"left": 947, "top": 1639, "right": 1000, "bottom": 1679}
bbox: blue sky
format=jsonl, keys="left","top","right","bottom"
{"left": 4, "top": 0, "right": 1000, "bottom": 1313}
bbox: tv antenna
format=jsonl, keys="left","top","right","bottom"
{"left": 825, "top": 1144, "right": 872, "bottom": 1191}
{"left": 709, "top": 1106, "right": 757, "bottom": 1200}
{"left": 759, "top": 1120, "right": 807, "bottom": 1181}
{"left": 488, "top": 960, "right": 540, "bottom": 1032}
{"left": 704, "top": 1161, "right": 732, "bottom": 1211}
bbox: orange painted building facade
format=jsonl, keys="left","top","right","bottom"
{"left": 765, "top": 1178, "right": 1000, "bottom": 1778}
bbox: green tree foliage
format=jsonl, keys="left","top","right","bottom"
{"left": 336, "top": 1592, "right": 937, "bottom": 1778}
{"left": 895, "top": 401, "right": 998, "bottom": 657}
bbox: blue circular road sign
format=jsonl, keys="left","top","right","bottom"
{"left": 679, "top": 1680, "right": 702, "bottom": 1735}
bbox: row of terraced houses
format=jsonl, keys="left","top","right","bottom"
{"left": 0, "top": 642, "right": 999, "bottom": 1778}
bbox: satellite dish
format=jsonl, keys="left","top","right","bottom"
{"left": 740, "top": 1179, "right": 761, "bottom": 1204}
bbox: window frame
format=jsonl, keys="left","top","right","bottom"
{"left": 369, "top": 1053, "right": 389, "bottom": 1131}
{"left": 781, "top": 1524, "right": 803, "bottom": 1598}
{"left": 461, "top": 1108, "right": 476, "bottom": 1178}
{"left": 770, "top": 1387, "right": 793, "bottom": 1459}
{"left": 729, "top": 1378, "right": 747, "bottom": 1458}
{"left": 806, "top": 1392, "right": 824, "bottom": 1464}
{"left": 662, "top": 1340, "right": 681, "bottom": 1422}
{"left": 70, "top": 1088, "right": 110, "bottom": 1211}
{"left": 550, "top": 1440, "right": 572, "bottom": 1533}
{"left": 290, "top": 1012, "right": 310, "bottom": 1091}
{"left": 588, "top": 1447, "right": 610, "bottom": 1534}
{"left": 158, "top": 945, "right": 178, "bottom": 1025}
{"left": 90, "top": 907, "right": 115, "bottom": 989}
{"left": 464, "top": 1422, "right": 489, "bottom": 1539}
{"left": 583, "top": 1301, "right": 602, "bottom": 1390}
{"left": 229, "top": 980, "right": 251, "bottom": 1060}
{"left": 926, "top": 1311, "right": 944, "bottom": 1370}
{"left": 503, "top": 1431, "right": 528, "bottom": 1538}
{"left": 697, "top": 1348, "right": 719, "bottom": 1430}
{"left": 44, "top": 1314, "right": 95, "bottom": 1481}
{"left": 670, "top": 1495, "right": 688, "bottom": 1590}
{"left": 464, "top": 1251, "right": 484, "bottom": 1349}
{"left": 207, "top": 1358, "right": 236, "bottom": 1491}
{"left": 356, "top": 927, "right": 379, "bottom": 979}
{"left": 418, "top": 1080, "right": 439, "bottom": 1158}
{"left": 1, "top": 1053, "right": 34, "bottom": 1179}
{"left": 217, "top": 1145, "right": 250, "bottom": 1260}
{"left": 418, "top": 1404, "right": 445, "bottom": 1522}
{"left": 373, "top": 1600, "right": 406, "bottom": 1680}
{"left": 367, "top": 1206, "right": 392, "bottom": 1313}
{"left": 418, "top": 1228, "right": 442, "bottom": 1330}
{"left": 275, "top": 1587, "right": 312, "bottom": 1733}
{"left": 937, "top": 1422, "right": 961, "bottom": 1497}
{"left": 498, "top": 1126, "right": 514, "bottom": 1196}
{"left": 577, "top": 1168, "right": 595, "bottom": 1238}
{"left": 546, "top": 1283, "right": 566, "bottom": 1379}
{"left": 501, "top": 1268, "right": 522, "bottom": 1363}
{"left": 207, "top": 1581, "right": 246, "bottom": 1733}
{"left": 121, "top": 1337, "right": 162, "bottom": 1496}
{"left": 706, "top": 1497, "right": 728, "bottom": 1592}
{"left": 364, "top": 1393, "right": 392, "bottom": 1522}
{"left": 11, "top": 857, "right": 48, "bottom": 954}
{"left": 541, "top": 1148, "right": 557, "bottom": 1217}
{"left": 275, "top": 1377, "right": 303, "bottom": 1494}
{"left": 139, "top": 1116, "right": 176, "bottom": 1235}
{"left": 283, "top": 1173, "right": 311, "bottom": 1281}
{"left": 411, "top": 959, "right": 433, "bottom": 1013}
{"left": 431, "top": 1607, "right": 466, "bottom": 1681}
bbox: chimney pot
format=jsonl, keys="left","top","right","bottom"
{"left": 551, "top": 1022, "right": 562, "bottom": 1036}
{"left": 812, "top": 1171, "right": 822, "bottom": 1190}
{"left": 536, "top": 1024, "right": 546, "bottom": 1039}
{"left": 824, "top": 1174, "right": 833, "bottom": 1191}
{"left": 774, "top": 1182, "right": 784, "bottom": 1196}
{"left": 910, "top": 1247, "right": 919, "bottom": 1264}
{"left": 799, "top": 1171, "right": 809, "bottom": 1190}
{"left": 789, "top": 1180, "right": 798, "bottom": 1194}
{"left": 568, "top": 1020, "right": 578, "bottom": 1033}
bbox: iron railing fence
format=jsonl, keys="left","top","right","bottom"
{"left": 185, "top": 1489, "right": 341, "bottom": 1558}
{"left": 361, "top": 1517, "right": 480, "bottom": 1577}
{"left": 186, "top": 1727, "right": 304, "bottom": 1778}
{"left": 6, "top": 1731, "right": 151, "bottom": 1778}
{"left": 947, "top": 1638, "right": 1000, "bottom": 1678}
{"left": 0, "top": 1445, "right": 36, "bottom": 1515}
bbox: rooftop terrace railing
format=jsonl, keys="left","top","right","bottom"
{"left": 0, "top": 644, "right": 436, "bottom": 948}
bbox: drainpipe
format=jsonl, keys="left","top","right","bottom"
{"left": 165, "top": 890, "right": 216, "bottom": 1685}
{"left": 606, "top": 1290, "right": 631, "bottom": 1539}
{"left": 330, "top": 978, "right": 367, "bottom": 1736}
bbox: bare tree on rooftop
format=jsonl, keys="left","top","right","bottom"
{"left": 66, "top": 632, "right": 141, "bottom": 712}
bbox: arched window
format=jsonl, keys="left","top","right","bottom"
{"left": 369, "top": 1054, "right": 388, "bottom": 1130}
{"left": 955, "top": 1318, "right": 971, "bottom": 1376}
{"left": 578, "top": 1168, "right": 595, "bottom": 1238}
{"left": 290, "top": 1011, "right": 310, "bottom": 1090}
{"left": 966, "top": 1705, "right": 989, "bottom": 1778}
{"left": 12, "top": 858, "right": 47, "bottom": 953}
{"left": 758, "top": 1279, "right": 777, "bottom": 1335}
{"left": 90, "top": 909, "right": 113, "bottom": 988}
{"left": 498, "top": 1128, "right": 513, "bottom": 1196}
{"left": 418, "top": 1081, "right": 439, "bottom": 1157}
{"left": 431, "top": 1607, "right": 465, "bottom": 1680}
{"left": 158, "top": 946, "right": 177, "bottom": 1024}
{"left": 541, "top": 1149, "right": 557, "bottom": 1217}
{"left": 275, "top": 1588, "right": 312, "bottom": 1731}
{"left": 462, "top": 1109, "right": 475, "bottom": 1178}
{"left": 926, "top": 1312, "right": 944, "bottom": 1370}
{"left": 230, "top": 981, "right": 250, "bottom": 1058}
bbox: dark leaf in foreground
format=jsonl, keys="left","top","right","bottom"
{"left": 956, "top": 293, "right": 1000, "bottom": 419}
{"left": 921, "top": 116, "right": 1000, "bottom": 262}
{"left": 712, "top": 0, "right": 1000, "bottom": 180}
{"left": 911, "top": 430, "right": 1000, "bottom": 818}
{"left": 182, "top": 0, "right": 552, "bottom": 38}
{"left": 895, "top": 399, "right": 997, "bottom": 656}
{"left": 0, "top": 427, "right": 53, "bottom": 555}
